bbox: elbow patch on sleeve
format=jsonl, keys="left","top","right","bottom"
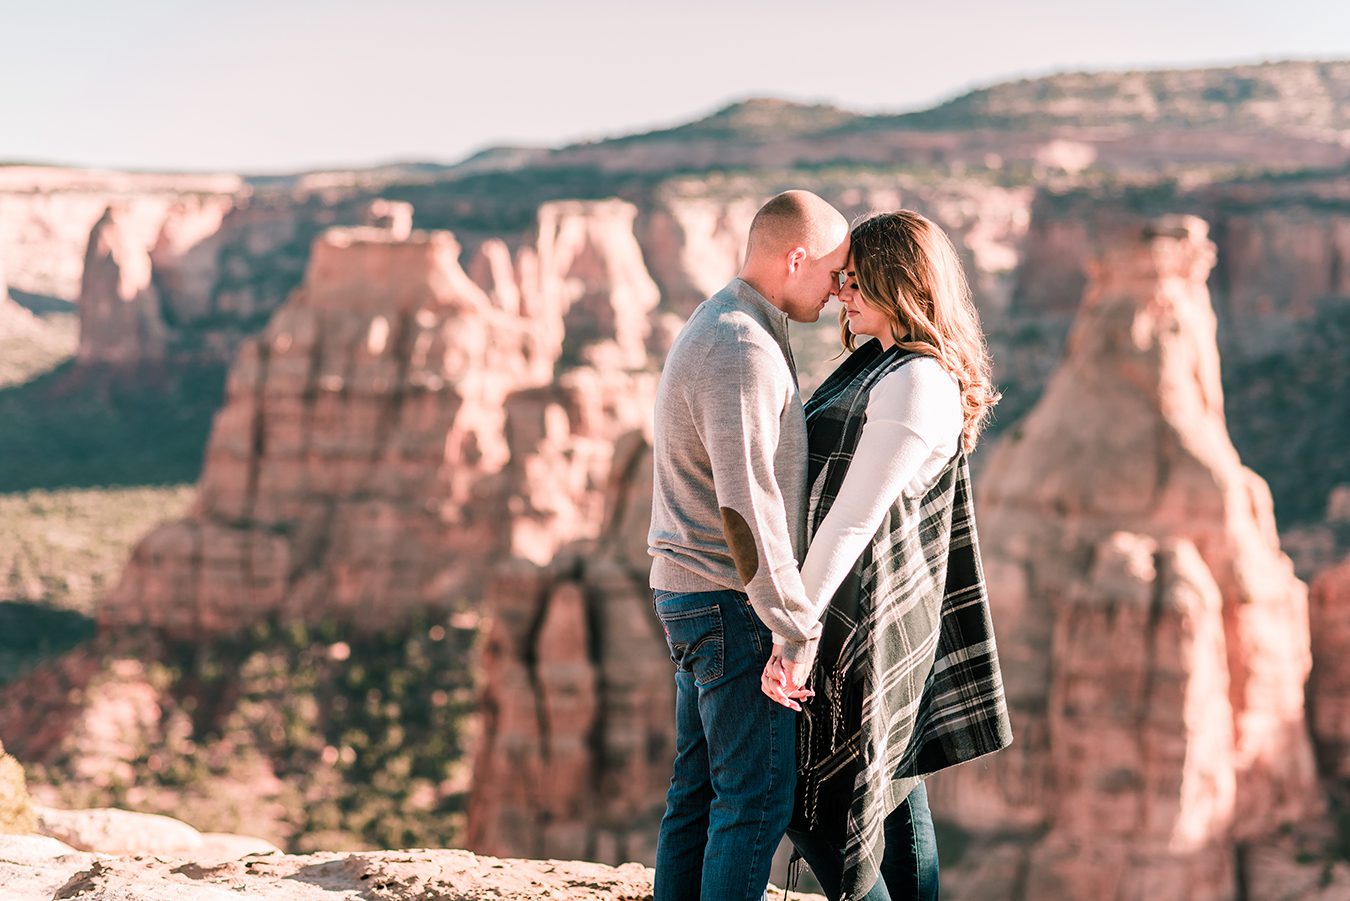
{"left": 720, "top": 506, "right": 759, "bottom": 584}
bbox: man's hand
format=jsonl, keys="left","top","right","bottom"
{"left": 760, "top": 646, "right": 815, "bottom": 711}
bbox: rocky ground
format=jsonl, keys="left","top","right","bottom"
{"left": 0, "top": 825, "right": 822, "bottom": 901}
{"left": 0, "top": 742, "right": 817, "bottom": 901}
{"left": 0, "top": 838, "right": 635, "bottom": 901}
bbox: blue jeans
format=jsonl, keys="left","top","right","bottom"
{"left": 653, "top": 588, "right": 796, "bottom": 901}
{"left": 786, "top": 782, "right": 939, "bottom": 901}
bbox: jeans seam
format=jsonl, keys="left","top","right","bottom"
{"left": 910, "top": 802, "right": 920, "bottom": 899}
{"left": 748, "top": 604, "right": 766, "bottom": 658}
{"left": 660, "top": 605, "right": 720, "bottom": 622}
{"left": 740, "top": 691, "right": 777, "bottom": 901}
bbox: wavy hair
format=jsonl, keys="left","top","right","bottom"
{"left": 841, "top": 210, "right": 999, "bottom": 451}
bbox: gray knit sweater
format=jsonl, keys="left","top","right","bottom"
{"left": 648, "top": 278, "right": 823, "bottom": 661}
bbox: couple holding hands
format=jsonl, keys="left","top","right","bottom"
{"left": 647, "top": 191, "right": 1013, "bottom": 900}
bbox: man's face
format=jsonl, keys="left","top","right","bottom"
{"left": 782, "top": 229, "right": 851, "bottom": 323}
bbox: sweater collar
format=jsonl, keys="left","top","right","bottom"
{"left": 724, "top": 278, "right": 797, "bottom": 380}
{"left": 725, "top": 277, "right": 789, "bottom": 336}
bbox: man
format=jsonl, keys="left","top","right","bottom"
{"left": 648, "top": 190, "right": 850, "bottom": 900}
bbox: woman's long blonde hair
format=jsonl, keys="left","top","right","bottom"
{"left": 842, "top": 210, "right": 999, "bottom": 452}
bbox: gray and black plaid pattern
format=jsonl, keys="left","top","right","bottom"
{"left": 795, "top": 340, "right": 1013, "bottom": 901}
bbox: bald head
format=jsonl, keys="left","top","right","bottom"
{"left": 738, "top": 190, "right": 850, "bottom": 324}
{"left": 745, "top": 190, "right": 848, "bottom": 263}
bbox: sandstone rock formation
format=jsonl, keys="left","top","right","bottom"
{"left": 0, "top": 166, "right": 240, "bottom": 301}
{"left": 164, "top": 195, "right": 406, "bottom": 344}
{"left": 929, "top": 215, "right": 1321, "bottom": 900}
{"left": 101, "top": 224, "right": 533, "bottom": 633}
{"left": 534, "top": 199, "right": 660, "bottom": 369}
{"left": 100, "top": 198, "right": 663, "bottom": 638}
{"left": 30, "top": 804, "right": 280, "bottom": 859}
{"left": 468, "top": 435, "right": 672, "bottom": 865}
{"left": 35, "top": 805, "right": 207, "bottom": 854}
{"left": 496, "top": 369, "right": 657, "bottom": 565}
{"left": 1309, "top": 555, "right": 1350, "bottom": 781}
{"left": 0, "top": 738, "right": 35, "bottom": 834}
{"left": 363, "top": 199, "right": 413, "bottom": 239}
{"left": 72, "top": 193, "right": 398, "bottom": 367}
{"left": 21, "top": 198, "right": 677, "bottom": 869}
{"left": 0, "top": 834, "right": 89, "bottom": 901}
{"left": 1013, "top": 185, "right": 1350, "bottom": 353}
{"left": 635, "top": 193, "right": 758, "bottom": 316}
{"left": 142, "top": 195, "right": 237, "bottom": 321}
{"left": 1001, "top": 170, "right": 1350, "bottom": 443}
{"left": 76, "top": 205, "right": 170, "bottom": 365}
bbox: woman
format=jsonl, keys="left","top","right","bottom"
{"left": 761, "top": 210, "right": 1014, "bottom": 900}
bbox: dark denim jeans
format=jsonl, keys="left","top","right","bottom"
{"left": 652, "top": 588, "right": 796, "bottom": 901}
{"left": 786, "top": 781, "right": 939, "bottom": 901}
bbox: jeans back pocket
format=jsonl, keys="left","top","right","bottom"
{"left": 654, "top": 599, "right": 725, "bottom": 686}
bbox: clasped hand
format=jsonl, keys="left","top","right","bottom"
{"left": 761, "top": 647, "right": 815, "bottom": 711}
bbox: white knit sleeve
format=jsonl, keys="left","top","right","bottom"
{"left": 773, "top": 358, "right": 961, "bottom": 654}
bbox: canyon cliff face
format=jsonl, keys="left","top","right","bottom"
{"left": 635, "top": 193, "right": 759, "bottom": 317}
{"left": 1001, "top": 173, "right": 1350, "bottom": 532}
{"left": 72, "top": 193, "right": 397, "bottom": 367}
{"left": 0, "top": 167, "right": 417, "bottom": 371}
{"left": 1011, "top": 178, "right": 1350, "bottom": 350}
{"left": 52, "top": 198, "right": 676, "bottom": 865}
{"left": 1216, "top": 209, "right": 1350, "bottom": 348}
{"left": 103, "top": 223, "right": 524, "bottom": 633}
{"left": 10, "top": 159, "right": 1036, "bottom": 394}
{"left": 77, "top": 206, "right": 172, "bottom": 365}
{"left": 99, "top": 197, "right": 662, "bottom": 638}
{"left": 1309, "top": 556, "right": 1350, "bottom": 781}
{"left": 71, "top": 183, "right": 1031, "bottom": 868}
{"left": 0, "top": 167, "right": 240, "bottom": 301}
{"left": 468, "top": 436, "right": 671, "bottom": 864}
{"left": 930, "top": 216, "right": 1322, "bottom": 900}
{"left": 492, "top": 199, "right": 660, "bottom": 563}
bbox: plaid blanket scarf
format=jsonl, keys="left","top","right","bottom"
{"left": 794, "top": 339, "right": 1013, "bottom": 900}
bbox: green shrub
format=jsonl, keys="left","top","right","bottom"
{"left": 140, "top": 611, "right": 479, "bottom": 851}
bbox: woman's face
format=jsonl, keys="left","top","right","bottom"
{"left": 837, "top": 260, "right": 891, "bottom": 344}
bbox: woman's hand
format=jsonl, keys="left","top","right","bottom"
{"left": 761, "top": 647, "right": 815, "bottom": 711}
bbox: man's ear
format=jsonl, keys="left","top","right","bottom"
{"left": 787, "top": 246, "right": 807, "bottom": 274}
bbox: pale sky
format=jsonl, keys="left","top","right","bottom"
{"left": 4, "top": 0, "right": 1348, "bottom": 173}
